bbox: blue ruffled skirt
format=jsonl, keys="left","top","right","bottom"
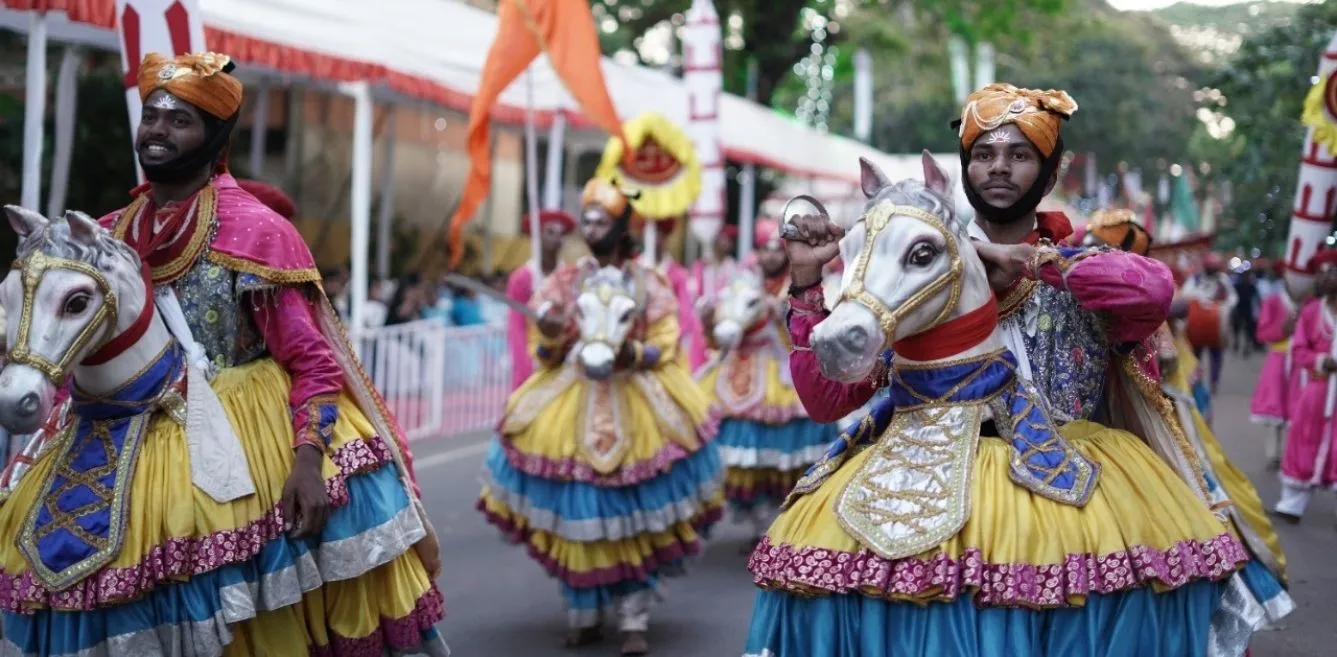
{"left": 743, "top": 580, "right": 1226, "bottom": 657}
{"left": 717, "top": 418, "right": 834, "bottom": 510}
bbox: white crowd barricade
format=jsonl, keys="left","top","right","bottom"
{"left": 355, "top": 320, "right": 511, "bottom": 441}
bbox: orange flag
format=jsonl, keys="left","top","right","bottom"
{"left": 448, "top": 0, "right": 625, "bottom": 267}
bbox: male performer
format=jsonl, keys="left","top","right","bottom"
{"left": 505, "top": 209, "right": 575, "bottom": 390}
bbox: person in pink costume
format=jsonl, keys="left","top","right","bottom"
{"left": 641, "top": 218, "right": 702, "bottom": 368}
{"left": 1252, "top": 260, "right": 1303, "bottom": 469}
{"left": 505, "top": 209, "right": 575, "bottom": 391}
{"left": 687, "top": 224, "right": 740, "bottom": 370}
{"left": 1274, "top": 250, "right": 1337, "bottom": 523}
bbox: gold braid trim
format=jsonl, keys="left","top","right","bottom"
{"left": 114, "top": 187, "right": 218, "bottom": 286}
{"left": 1116, "top": 354, "right": 1212, "bottom": 501}
{"left": 205, "top": 251, "right": 321, "bottom": 286}
{"left": 998, "top": 279, "right": 1037, "bottom": 321}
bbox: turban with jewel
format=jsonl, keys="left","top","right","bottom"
{"left": 138, "top": 52, "right": 243, "bottom": 121}
{"left": 956, "top": 83, "right": 1077, "bottom": 158}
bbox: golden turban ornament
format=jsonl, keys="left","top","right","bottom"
{"left": 957, "top": 83, "right": 1078, "bottom": 157}
{"left": 137, "top": 52, "right": 243, "bottom": 121}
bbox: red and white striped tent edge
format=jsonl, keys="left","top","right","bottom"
{"left": 0, "top": 0, "right": 910, "bottom": 186}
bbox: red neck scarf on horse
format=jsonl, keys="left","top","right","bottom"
{"left": 892, "top": 294, "right": 999, "bottom": 361}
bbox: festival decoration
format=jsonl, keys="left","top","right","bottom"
{"left": 683, "top": 0, "right": 726, "bottom": 246}
{"left": 594, "top": 112, "right": 702, "bottom": 222}
{"left": 1283, "top": 31, "right": 1337, "bottom": 298}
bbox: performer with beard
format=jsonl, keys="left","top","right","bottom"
{"left": 696, "top": 220, "right": 834, "bottom": 551}
{"left": 477, "top": 177, "right": 723, "bottom": 655}
{"left": 0, "top": 52, "right": 446, "bottom": 656}
{"left": 744, "top": 84, "right": 1263, "bottom": 657}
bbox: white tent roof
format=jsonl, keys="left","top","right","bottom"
{"left": 1, "top": 0, "right": 906, "bottom": 184}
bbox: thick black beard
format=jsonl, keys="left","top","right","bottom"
{"left": 139, "top": 112, "right": 239, "bottom": 185}
{"left": 960, "top": 136, "right": 1065, "bottom": 225}
{"left": 588, "top": 218, "right": 631, "bottom": 258}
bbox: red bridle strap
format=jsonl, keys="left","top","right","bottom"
{"left": 82, "top": 263, "right": 155, "bottom": 366}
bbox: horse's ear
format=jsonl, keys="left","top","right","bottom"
{"left": 859, "top": 157, "right": 891, "bottom": 199}
{"left": 4, "top": 205, "right": 48, "bottom": 238}
{"left": 921, "top": 150, "right": 951, "bottom": 196}
{"left": 64, "top": 210, "right": 100, "bottom": 245}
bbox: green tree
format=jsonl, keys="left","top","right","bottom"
{"left": 1196, "top": 1, "right": 1337, "bottom": 253}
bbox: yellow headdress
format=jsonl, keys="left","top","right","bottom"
{"left": 1085, "top": 208, "right": 1151, "bottom": 256}
{"left": 594, "top": 112, "right": 701, "bottom": 221}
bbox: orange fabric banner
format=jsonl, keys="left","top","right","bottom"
{"left": 448, "top": 0, "right": 625, "bottom": 267}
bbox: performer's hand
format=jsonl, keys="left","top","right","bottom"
{"left": 786, "top": 214, "right": 843, "bottom": 288}
{"left": 975, "top": 242, "right": 1036, "bottom": 294}
{"left": 414, "top": 522, "right": 443, "bottom": 579}
{"left": 282, "top": 444, "right": 330, "bottom": 539}
{"left": 700, "top": 304, "right": 716, "bottom": 331}
{"left": 616, "top": 341, "right": 638, "bottom": 369}
{"left": 537, "top": 306, "right": 568, "bottom": 338}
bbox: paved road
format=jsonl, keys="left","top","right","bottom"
{"left": 413, "top": 354, "right": 1333, "bottom": 657}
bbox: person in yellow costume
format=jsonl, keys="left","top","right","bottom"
{"left": 477, "top": 177, "right": 723, "bottom": 656}
{"left": 0, "top": 52, "right": 444, "bottom": 656}
{"left": 1085, "top": 208, "right": 1294, "bottom": 630}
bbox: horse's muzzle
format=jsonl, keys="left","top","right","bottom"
{"left": 0, "top": 365, "right": 54, "bottom": 435}
{"left": 811, "top": 304, "right": 883, "bottom": 384}
{"left": 579, "top": 342, "right": 618, "bottom": 381}
{"left": 713, "top": 320, "right": 742, "bottom": 351}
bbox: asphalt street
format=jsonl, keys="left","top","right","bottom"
{"left": 415, "top": 353, "right": 1335, "bottom": 657}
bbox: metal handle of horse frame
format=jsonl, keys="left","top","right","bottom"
{"left": 779, "top": 194, "right": 834, "bottom": 242}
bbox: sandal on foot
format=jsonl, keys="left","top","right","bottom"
{"left": 564, "top": 627, "right": 604, "bottom": 649}
{"left": 621, "top": 632, "right": 649, "bottom": 656}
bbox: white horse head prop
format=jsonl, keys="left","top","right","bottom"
{"left": 574, "top": 266, "right": 640, "bottom": 380}
{"left": 0, "top": 206, "right": 153, "bottom": 433}
{"left": 810, "top": 152, "right": 994, "bottom": 383}
{"left": 711, "top": 271, "right": 768, "bottom": 350}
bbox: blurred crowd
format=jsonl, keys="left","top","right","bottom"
{"left": 320, "top": 267, "right": 509, "bottom": 329}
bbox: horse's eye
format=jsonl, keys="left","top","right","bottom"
{"left": 63, "top": 293, "right": 90, "bottom": 315}
{"left": 619, "top": 309, "right": 632, "bottom": 323}
{"left": 747, "top": 298, "right": 761, "bottom": 307}
{"left": 907, "top": 242, "right": 938, "bottom": 267}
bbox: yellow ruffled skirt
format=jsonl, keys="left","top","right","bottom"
{"left": 479, "top": 362, "right": 724, "bottom": 623}
{"left": 0, "top": 358, "right": 446, "bottom": 656}
{"left": 750, "top": 420, "right": 1246, "bottom": 607}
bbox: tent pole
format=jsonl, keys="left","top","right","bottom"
{"left": 542, "top": 110, "right": 566, "bottom": 210}
{"left": 248, "top": 81, "right": 270, "bottom": 177}
{"left": 342, "top": 80, "right": 374, "bottom": 335}
{"left": 377, "top": 107, "right": 397, "bottom": 279}
{"left": 46, "top": 46, "right": 81, "bottom": 219}
{"left": 21, "top": 12, "right": 49, "bottom": 211}
{"left": 524, "top": 69, "right": 542, "bottom": 279}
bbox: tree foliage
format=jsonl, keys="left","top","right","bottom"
{"left": 1195, "top": 1, "right": 1337, "bottom": 254}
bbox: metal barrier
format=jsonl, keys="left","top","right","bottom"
{"left": 355, "top": 320, "right": 511, "bottom": 440}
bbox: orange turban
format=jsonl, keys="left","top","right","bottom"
{"left": 1085, "top": 208, "right": 1151, "bottom": 256}
{"left": 138, "top": 52, "right": 243, "bottom": 120}
{"left": 581, "top": 178, "right": 632, "bottom": 219}
{"left": 957, "top": 83, "right": 1077, "bottom": 157}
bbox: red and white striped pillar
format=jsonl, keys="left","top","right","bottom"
{"left": 1284, "top": 31, "right": 1337, "bottom": 298}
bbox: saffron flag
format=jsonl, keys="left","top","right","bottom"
{"left": 448, "top": 0, "right": 625, "bottom": 267}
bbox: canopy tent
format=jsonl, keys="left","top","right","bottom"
{"left": 1, "top": 0, "right": 901, "bottom": 184}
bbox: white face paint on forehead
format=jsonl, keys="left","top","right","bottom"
{"left": 984, "top": 130, "right": 1014, "bottom": 144}
{"left": 150, "top": 92, "right": 180, "bottom": 110}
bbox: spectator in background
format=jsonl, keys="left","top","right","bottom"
{"left": 388, "top": 273, "right": 430, "bottom": 325}
{"left": 1233, "top": 267, "right": 1261, "bottom": 356}
{"left": 448, "top": 282, "right": 485, "bottom": 326}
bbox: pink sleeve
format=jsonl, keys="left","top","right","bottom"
{"left": 671, "top": 267, "right": 701, "bottom": 348}
{"left": 1032, "top": 248, "right": 1172, "bottom": 345}
{"left": 1255, "top": 295, "right": 1286, "bottom": 344}
{"left": 506, "top": 269, "right": 535, "bottom": 390}
{"left": 251, "top": 287, "right": 420, "bottom": 494}
{"left": 787, "top": 286, "right": 879, "bottom": 422}
{"left": 1291, "top": 304, "right": 1325, "bottom": 373}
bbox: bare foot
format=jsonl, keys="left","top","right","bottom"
{"left": 564, "top": 627, "right": 603, "bottom": 649}
{"left": 621, "top": 632, "right": 649, "bottom": 656}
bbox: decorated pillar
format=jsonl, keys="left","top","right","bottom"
{"left": 1285, "top": 31, "right": 1337, "bottom": 298}
{"left": 683, "top": 0, "right": 726, "bottom": 252}
{"left": 114, "top": 0, "right": 208, "bottom": 182}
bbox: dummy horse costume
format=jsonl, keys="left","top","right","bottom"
{"left": 742, "top": 153, "right": 1249, "bottom": 657}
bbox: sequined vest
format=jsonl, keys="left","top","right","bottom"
{"left": 171, "top": 259, "right": 269, "bottom": 370}
{"left": 1001, "top": 284, "right": 1110, "bottom": 423}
